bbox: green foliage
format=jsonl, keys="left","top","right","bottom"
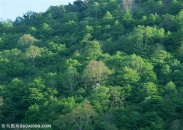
{"left": 17, "top": 34, "right": 37, "bottom": 51}
{"left": 25, "top": 45, "right": 41, "bottom": 66}
{"left": 1, "top": 78, "right": 27, "bottom": 122}
{"left": 110, "top": 66, "right": 140, "bottom": 87}
{"left": 59, "top": 66, "right": 79, "bottom": 94}
{"left": 88, "top": 86, "right": 110, "bottom": 112}
{"left": 139, "top": 82, "right": 157, "bottom": 98}
{"left": 27, "top": 77, "right": 57, "bottom": 105}
{"left": 118, "top": 25, "right": 166, "bottom": 56}
{"left": 103, "top": 11, "right": 113, "bottom": 20}
{"left": 83, "top": 40, "right": 102, "bottom": 60}
{"left": 164, "top": 81, "right": 177, "bottom": 98}
{"left": 53, "top": 100, "right": 95, "bottom": 130}
{"left": 114, "top": 108, "right": 141, "bottom": 130}
{"left": 82, "top": 60, "right": 111, "bottom": 90}
{"left": 1, "top": 0, "right": 183, "bottom": 129}
{"left": 109, "top": 86, "right": 125, "bottom": 108}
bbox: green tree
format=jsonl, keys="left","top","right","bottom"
{"left": 27, "top": 26, "right": 37, "bottom": 36}
{"left": 94, "top": 109, "right": 118, "bottom": 130}
{"left": 23, "top": 77, "right": 58, "bottom": 122}
{"left": 164, "top": 81, "right": 177, "bottom": 98}
{"left": 83, "top": 40, "right": 102, "bottom": 60}
{"left": 139, "top": 112, "right": 164, "bottom": 130}
{"left": 119, "top": 25, "right": 165, "bottom": 55}
{"left": 111, "top": 66, "right": 140, "bottom": 86}
{"left": 1, "top": 48, "right": 22, "bottom": 63}
{"left": 103, "top": 11, "right": 113, "bottom": 20}
{"left": 17, "top": 34, "right": 37, "bottom": 51}
{"left": 151, "top": 50, "right": 179, "bottom": 84}
{"left": 1, "top": 78, "right": 27, "bottom": 122}
{"left": 82, "top": 60, "right": 111, "bottom": 90}
{"left": 88, "top": 86, "right": 110, "bottom": 112}
{"left": 26, "top": 77, "right": 57, "bottom": 105}
{"left": 3, "top": 21, "right": 13, "bottom": 28}
{"left": 122, "top": 10, "right": 134, "bottom": 27}
{"left": 53, "top": 100, "right": 95, "bottom": 130}
{"left": 93, "top": 2, "right": 100, "bottom": 18}
{"left": 48, "top": 42, "right": 66, "bottom": 54}
{"left": 128, "top": 55, "right": 156, "bottom": 82}
{"left": 25, "top": 45, "right": 41, "bottom": 66}
{"left": 39, "top": 23, "right": 53, "bottom": 38}
{"left": 86, "top": 2, "right": 101, "bottom": 18}
{"left": 10, "top": 48, "right": 22, "bottom": 62}
{"left": 169, "top": 0, "right": 182, "bottom": 15}
{"left": 59, "top": 66, "right": 79, "bottom": 94}
{"left": 114, "top": 108, "right": 141, "bottom": 130}
{"left": 139, "top": 82, "right": 157, "bottom": 99}
{"left": 109, "top": 86, "right": 125, "bottom": 108}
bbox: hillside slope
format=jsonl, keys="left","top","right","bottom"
{"left": 0, "top": 0, "right": 183, "bottom": 129}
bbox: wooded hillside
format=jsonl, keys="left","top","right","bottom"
{"left": 0, "top": 0, "right": 183, "bottom": 129}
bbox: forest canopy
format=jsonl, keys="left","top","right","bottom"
{"left": 0, "top": 0, "right": 183, "bottom": 129}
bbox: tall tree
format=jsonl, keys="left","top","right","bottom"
{"left": 25, "top": 45, "right": 41, "bottom": 66}
{"left": 17, "top": 34, "right": 37, "bottom": 51}
{"left": 59, "top": 66, "right": 79, "bottom": 94}
{"left": 88, "top": 86, "right": 110, "bottom": 112}
{"left": 83, "top": 40, "right": 102, "bottom": 60}
{"left": 82, "top": 60, "right": 111, "bottom": 91}
{"left": 53, "top": 100, "right": 95, "bottom": 130}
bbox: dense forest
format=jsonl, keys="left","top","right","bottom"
{"left": 0, "top": 0, "right": 183, "bottom": 129}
